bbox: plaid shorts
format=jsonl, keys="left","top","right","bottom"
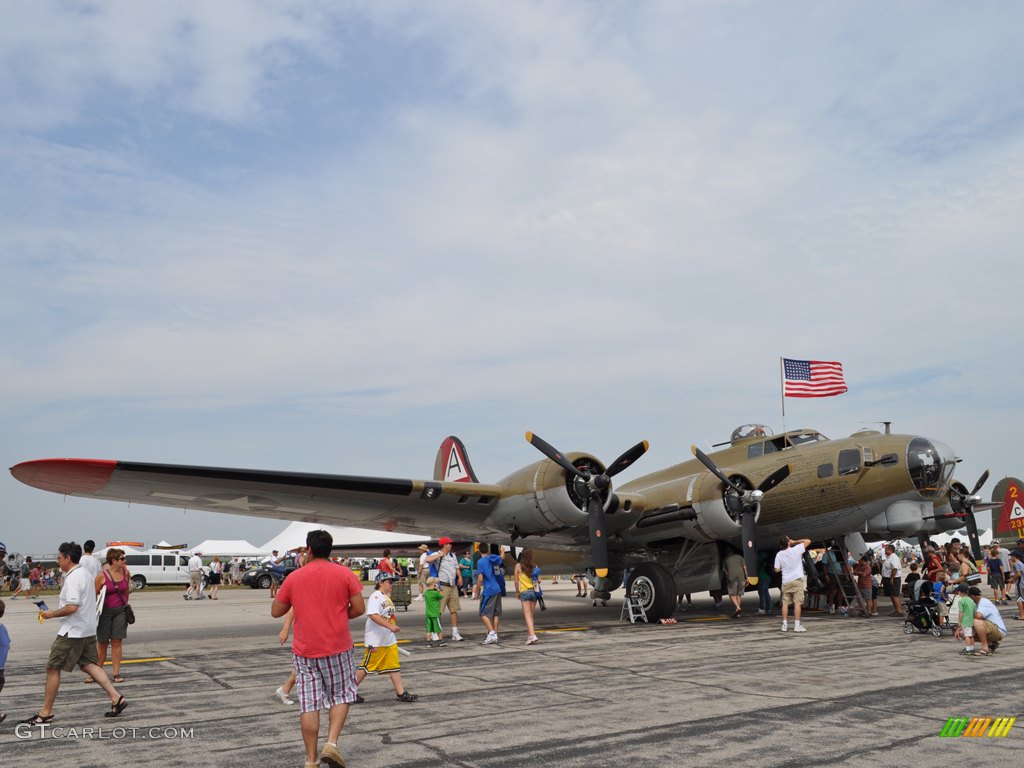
{"left": 293, "top": 650, "right": 358, "bottom": 713}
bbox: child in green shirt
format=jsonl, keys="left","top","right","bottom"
{"left": 423, "top": 577, "right": 446, "bottom": 647}
{"left": 953, "top": 584, "right": 978, "bottom": 655}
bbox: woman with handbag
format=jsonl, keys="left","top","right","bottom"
{"left": 88, "top": 548, "right": 132, "bottom": 684}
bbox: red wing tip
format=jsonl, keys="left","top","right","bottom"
{"left": 11, "top": 458, "right": 118, "bottom": 495}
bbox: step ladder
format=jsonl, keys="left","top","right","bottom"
{"left": 620, "top": 595, "right": 648, "bottom": 624}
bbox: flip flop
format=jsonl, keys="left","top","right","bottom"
{"left": 83, "top": 677, "right": 96, "bottom": 683}
{"left": 104, "top": 696, "right": 128, "bottom": 718}
{"left": 113, "top": 675, "right": 125, "bottom": 683}
{"left": 19, "top": 712, "right": 55, "bottom": 725}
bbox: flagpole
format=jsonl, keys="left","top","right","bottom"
{"left": 779, "top": 357, "right": 786, "bottom": 439}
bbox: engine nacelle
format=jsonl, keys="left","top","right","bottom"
{"left": 932, "top": 482, "right": 970, "bottom": 533}
{"left": 689, "top": 472, "right": 753, "bottom": 541}
{"left": 482, "top": 453, "right": 608, "bottom": 534}
{"left": 638, "top": 471, "right": 751, "bottom": 543}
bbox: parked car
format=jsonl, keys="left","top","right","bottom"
{"left": 122, "top": 550, "right": 191, "bottom": 590}
{"left": 241, "top": 557, "right": 299, "bottom": 589}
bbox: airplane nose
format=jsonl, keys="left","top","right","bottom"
{"left": 906, "top": 437, "right": 956, "bottom": 499}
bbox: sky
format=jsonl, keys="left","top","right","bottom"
{"left": 2, "top": 1, "right": 1023, "bottom": 553}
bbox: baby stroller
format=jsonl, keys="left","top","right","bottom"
{"left": 903, "top": 592, "right": 944, "bottom": 637}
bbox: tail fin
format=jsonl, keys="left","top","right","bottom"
{"left": 434, "top": 436, "right": 480, "bottom": 483}
{"left": 992, "top": 476, "right": 1024, "bottom": 535}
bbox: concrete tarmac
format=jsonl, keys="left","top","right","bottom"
{"left": 1, "top": 582, "right": 1019, "bottom": 767}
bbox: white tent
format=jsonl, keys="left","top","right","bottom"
{"left": 186, "top": 540, "right": 270, "bottom": 557}
{"left": 260, "top": 522, "right": 424, "bottom": 554}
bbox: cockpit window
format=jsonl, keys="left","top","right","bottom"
{"left": 906, "top": 437, "right": 956, "bottom": 499}
{"left": 788, "top": 431, "right": 828, "bottom": 446}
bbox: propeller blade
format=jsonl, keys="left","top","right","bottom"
{"left": 970, "top": 469, "right": 990, "bottom": 497}
{"left": 525, "top": 432, "right": 586, "bottom": 479}
{"left": 605, "top": 440, "right": 650, "bottom": 479}
{"left": 587, "top": 495, "right": 609, "bottom": 578}
{"left": 802, "top": 550, "right": 824, "bottom": 590}
{"left": 757, "top": 464, "right": 791, "bottom": 494}
{"left": 690, "top": 445, "right": 745, "bottom": 495}
{"left": 741, "top": 507, "right": 760, "bottom": 586}
{"left": 963, "top": 507, "right": 983, "bottom": 562}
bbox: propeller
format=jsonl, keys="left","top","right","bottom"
{"left": 526, "top": 432, "right": 649, "bottom": 579}
{"left": 690, "top": 445, "right": 791, "bottom": 585}
{"left": 949, "top": 469, "right": 1002, "bottom": 561}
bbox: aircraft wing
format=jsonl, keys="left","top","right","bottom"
{"left": 10, "top": 459, "right": 504, "bottom": 540}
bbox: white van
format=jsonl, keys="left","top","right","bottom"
{"left": 119, "top": 549, "right": 191, "bottom": 590}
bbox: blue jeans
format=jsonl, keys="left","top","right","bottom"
{"left": 758, "top": 581, "right": 772, "bottom": 613}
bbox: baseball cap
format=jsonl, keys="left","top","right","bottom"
{"left": 375, "top": 571, "right": 396, "bottom": 583}
{"left": 438, "top": 536, "right": 454, "bottom": 546}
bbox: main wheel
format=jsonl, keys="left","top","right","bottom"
{"left": 626, "top": 563, "right": 676, "bottom": 621}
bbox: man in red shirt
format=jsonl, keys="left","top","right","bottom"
{"left": 272, "top": 530, "right": 365, "bottom": 768}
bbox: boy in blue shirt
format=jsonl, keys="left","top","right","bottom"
{"left": 476, "top": 545, "right": 505, "bottom": 645}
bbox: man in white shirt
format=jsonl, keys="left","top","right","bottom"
{"left": 967, "top": 586, "right": 1007, "bottom": 654}
{"left": 774, "top": 536, "right": 811, "bottom": 633}
{"left": 80, "top": 539, "right": 102, "bottom": 579}
{"left": 20, "top": 541, "right": 126, "bottom": 724}
{"left": 185, "top": 551, "right": 204, "bottom": 600}
{"left": 881, "top": 544, "right": 904, "bottom": 617}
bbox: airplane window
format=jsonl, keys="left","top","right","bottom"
{"left": 838, "top": 449, "right": 861, "bottom": 476}
{"left": 818, "top": 464, "right": 834, "bottom": 478}
{"left": 789, "top": 431, "right": 828, "bottom": 446}
{"left": 747, "top": 443, "right": 763, "bottom": 459}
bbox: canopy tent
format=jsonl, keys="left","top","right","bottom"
{"left": 260, "top": 521, "right": 425, "bottom": 555}
{"left": 186, "top": 540, "right": 270, "bottom": 557}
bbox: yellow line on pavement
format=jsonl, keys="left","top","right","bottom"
{"left": 103, "top": 657, "right": 176, "bottom": 665}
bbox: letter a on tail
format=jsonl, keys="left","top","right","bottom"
{"left": 433, "top": 436, "right": 480, "bottom": 483}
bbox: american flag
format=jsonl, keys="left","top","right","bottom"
{"left": 783, "top": 359, "right": 847, "bottom": 398}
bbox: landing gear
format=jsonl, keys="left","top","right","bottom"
{"left": 626, "top": 563, "right": 676, "bottom": 622}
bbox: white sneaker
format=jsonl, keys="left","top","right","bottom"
{"left": 275, "top": 686, "right": 294, "bottom": 705}
{"left": 414, "top": 595, "right": 424, "bottom": 602}
{"left": 525, "top": 634, "right": 539, "bottom": 645}
{"left": 793, "top": 625, "right": 807, "bottom": 633}
{"left": 430, "top": 632, "right": 439, "bottom": 641}
{"left": 827, "top": 606, "right": 835, "bottom": 614}
{"left": 756, "top": 609, "right": 766, "bottom": 615}
{"left": 781, "top": 624, "right": 788, "bottom": 632}
{"left": 451, "top": 630, "right": 464, "bottom": 642}
{"left": 483, "top": 632, "right": 498, "bottom": 645}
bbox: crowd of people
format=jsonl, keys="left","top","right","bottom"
{"left": 2, "top": 532, "right": 1020, "bottom": 763}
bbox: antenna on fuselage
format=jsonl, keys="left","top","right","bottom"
{"left": 861, "top": 420, "right": 892, "bottom": 435}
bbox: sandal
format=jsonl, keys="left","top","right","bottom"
{"left": 104, "top": 696, "right": 128, "bottom": 718}
{"left": 974, "top": 649, "right": 991, "bottom": 656}
{"left": 19, "top": 712, "right": 55, "bottom": 725}
{"left": 83, "top": 677, "right": 96, "bottom": 684}
{"left": 113, "top": 675, "right": 125, "bottom": 683}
